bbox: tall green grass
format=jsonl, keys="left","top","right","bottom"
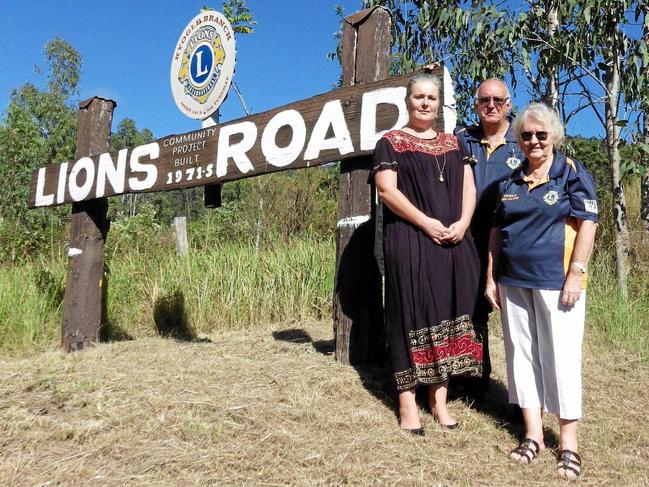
{"left": 106, "top": 237, "right": 335, "bottom": 335}
{"left": 0, "top": 257, "right": 64, "bottom": 352}
{"left": 587, "top": 251, "right": 649, "bottom": 359}
{"left": 0, "top": 236, "right": 335, "bottom": 352}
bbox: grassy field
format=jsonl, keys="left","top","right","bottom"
{"left": 1, "top": 319, "right": 648, "bottom": 486}
{"left": 1, "top": 181, "right": 648, "bottom": 484}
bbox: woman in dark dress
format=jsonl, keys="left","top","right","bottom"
{"left": 373, "top": 73, "right": 483, "bottom": 434}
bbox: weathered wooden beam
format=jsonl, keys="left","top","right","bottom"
{"left": 61, "top": 97, "right": 115, "bottom": 352}
{"left": 333, "top": 7, "right": 390, "bottom": 365}
{"left": 29, "top": 70, "right": 422, "bottom": 209}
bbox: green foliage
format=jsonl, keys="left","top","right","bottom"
{"left": 45, "top": 37, "right": 82, "bottom": 98}
{"left": 0, "top": 37, "right": 80, "bottom": 262}
{"left": 358, "top": 0, "right": 518, "bottom": 122}
{"left": 202, "top": 0, "right": 257, "bottom": 34}
{"left": 107, "top": 203, "right": 163, "bottom": 256}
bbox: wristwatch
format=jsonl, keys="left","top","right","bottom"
{"left": 571, "top": 261, "right": 587, "bottom": 274}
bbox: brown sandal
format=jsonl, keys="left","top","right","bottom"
{"left": 557, "top": 449, "right": 582, "bottom": 479}
{"left": 510, "top": 438, "right": 540, "bottom": 465}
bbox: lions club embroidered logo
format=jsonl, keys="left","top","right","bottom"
{"left": 171, "top": 11, "right": 236, "bottom": 119}
{"left": 543, "top": 190, "right": 559, "bottom": 205}
{"left": 506, "top": 156, "right": 521, "bottom": 169}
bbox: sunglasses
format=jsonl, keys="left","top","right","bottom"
{"left": 476, "top": 96, "right": 509, "bottom": 107}
{"left": 520, "top": 131, "right": 550, "bottom": 142}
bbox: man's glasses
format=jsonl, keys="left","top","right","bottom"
{"left": 476, "top": 96, "right": 509, "bottom": 107}
{"left": 520, "top": 131, "right": 550, "bottom": 142}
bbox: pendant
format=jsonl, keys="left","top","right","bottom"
{"left": 439, "top": 175, "right": 444, "bottom": 182}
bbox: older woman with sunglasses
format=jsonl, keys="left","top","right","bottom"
{"left": 484, "top": 103, "right": 598, "bottom": 480}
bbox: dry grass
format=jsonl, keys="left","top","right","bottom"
{"left": 1, "top": 320, "right": 648, "bottom": 486}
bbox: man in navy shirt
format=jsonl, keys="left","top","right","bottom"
{"left": 455, "top": 79, "right": 525, "bottom": 393}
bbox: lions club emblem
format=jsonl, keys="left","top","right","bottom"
{"left": 171, "top": 11, "right": 236, "bottom": 119}
{"left": 177, "top": 27, "right": 226, "bottom": 104}
{"left": 543, "top": 190, "right": 559, "bottom": 205}
{"left": 506, "top": 156, "right": 521, "bottom": 169}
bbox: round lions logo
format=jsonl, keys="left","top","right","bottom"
{"left": 506, "top": 155, "right": 521, "bottom": 169}
{"left": 171, "top": 11, "right": 236, "bottom": 119}
{"left": 543, "top": 190, "right": 559, "bottom": 205}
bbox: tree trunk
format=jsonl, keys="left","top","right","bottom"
{"left": 333, "top": 7, "right": 390, "bottom": 365}
{"left": 544, "top": 0, "right": 559, "bottom": 111}
{"left": 641, "top": 3, "right": 649, "bottom": 237}
{"left": 605, "top": 48, "right": 630, "bottom": 299}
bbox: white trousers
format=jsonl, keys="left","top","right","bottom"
{"left": 499, "top": 284, "right": 585, "bottom": 420}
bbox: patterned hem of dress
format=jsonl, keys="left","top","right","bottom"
{"left": 394, "top": 363, "right": 483, "bottom": 391}
{"left": 394, "top": 314, "right": 484, "bottom": 391}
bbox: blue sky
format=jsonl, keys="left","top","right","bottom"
{"left": 0, "top": 0, "right": 363, "bottom": 139}
{"left": 0, "top": 1, "right": 608, "bottom": 139}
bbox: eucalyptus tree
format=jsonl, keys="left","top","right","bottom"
{"left": 520, "top": 0, "right": 642, "bottom": 298}
{"left": 638, "top": 0, "right": 649, "bottom": 235}
{"left": 359, "top": 0, "right": 519, "bottom": 122}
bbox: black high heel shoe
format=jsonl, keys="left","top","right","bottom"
{"left": 403, "top": 427, "right": 425, "bottom": 436}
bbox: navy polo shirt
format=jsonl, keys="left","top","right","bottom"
{"left": 493, "top": 151, "right": 599, "bottom": 290}
{"left": 455, "top": 117, "right": 525, "bottom": 244}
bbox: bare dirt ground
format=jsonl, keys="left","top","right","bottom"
{"left": 1, "top": 320, "right": 648, "bottom": 486}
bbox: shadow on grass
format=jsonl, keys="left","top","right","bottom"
{"left": 449, "top": 376, "right": 560, "bottom": 449}
{"left": 271, "top": 328, "right": 335, "bottom": 355}
{"left": 153, "top": 289, "right": 211, "bottom": 343}
{"left": 99, "top": 263, "right": 133, "bottom": 342}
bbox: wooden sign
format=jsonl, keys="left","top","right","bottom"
{"left": 29, "top": 68, "right": 446, "bottom": 208}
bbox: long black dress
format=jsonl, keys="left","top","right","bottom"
{"left": 373, "top": 130, "right": 483, "bottom": 391}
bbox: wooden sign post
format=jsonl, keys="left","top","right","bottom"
{"left": 333, "top": 7, "right": 390, "bottom": 365}
{"left": 30, "top": 9, "right": 448, "bottom": 355}
{"left": 61, "top": 97, "right": 115, "bottom": 352}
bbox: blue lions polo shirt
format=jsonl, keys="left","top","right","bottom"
{"left": 493, "top": 151, "right": 599, "bottom": 290}
{"left": 456, "top": 117, "right": 525, "bottom": 244}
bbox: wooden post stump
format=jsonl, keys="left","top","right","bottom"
{"left": 333, "top": 7, "right": 390, "bottom": 365}
{"left": 174, "top": 216, "right": 189, "bottom": 257}
{"left": 61, "top": 97, "right": 116, "bottom": 352}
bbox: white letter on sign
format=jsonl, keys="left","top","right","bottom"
{"left": 34, "top": 167, "right": 54, "bottom": 206}
{"left": 217, "top": 121, "right": 257, "bottom": 177}
{"left": 262, "top": 109, "right": 306, "bottom": 167}
{"left": 128, "top": 143, "right": 159, "bottom": 191}
{"left": 360, "top": 87, "right": 408, "bottom": 151}
{"left": 304, "top": 100, "right": 353, "bottom": 161}
{"left": 57, "top": 162, "right": 68, "bottom": 204}
{"left": 96, "top": 149, "right": 127, "bottom": 197}
{"left": 68, "top": 157, "right": 96, "bottom": 202}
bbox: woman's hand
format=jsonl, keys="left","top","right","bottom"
{"left": 561, "top": 271, "right": 584, "bottom": 307}
{"left": 422, "top": 217, "right": 450, "bottom": 245}
{"left": 484, "top": 278, "right": 501, "bottom": 311}
{"left": 445, "top": 220, "right": 469, "bottom": 244}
